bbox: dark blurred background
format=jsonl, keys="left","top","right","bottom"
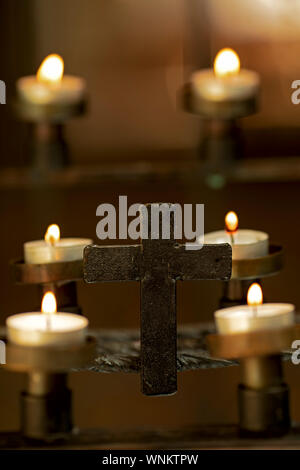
{"left": 0, "top": 0, "right": 300, "bottom": 433}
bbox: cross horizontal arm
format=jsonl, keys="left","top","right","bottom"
{"left": 169, "top": 243, "right": 232, "bottom": 281}
{"left": 84, "top": 244, "right": 141, "bottom": 283}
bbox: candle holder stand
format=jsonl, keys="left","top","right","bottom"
{"left": 1, "top": 323, "right": 300, "bottom": 448}
{"left": 10, "top": 258, "right": 84, "bottom": 314}
{"left": 181, "top": 83, "right": 258, "bottom": 182}
{"left": 5, "top": 336, "right": 96, "bottom": 441}
{"left": 219, "top": 244, "right": 284, "bottom": 308}
{"left": 14, "top": 98, "right": 86, "bottom": 172}
{"left": 207, "top": 326, "right": 294, "bottom": 437}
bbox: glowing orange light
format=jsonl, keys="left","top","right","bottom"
{"left": 41, "top": 291, "right": 57, "bottom": 315}
{"left": 37, "top": 54, "right": 64, "bottom": 84}
{"left": 225, "top": 211, "right": 239, "bottom": 233}
{"left": 44, "top": 224, "right": 60, "bottom": 245}
{"left": 247, "top": 283, "right": 263, "bottom": 307}
{"left": 214, "top": 48, "right": 240, "bottom": 78}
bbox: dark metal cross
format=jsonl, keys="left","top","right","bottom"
{"left": 83, "top": 203, "right": 231, "bottom": 396}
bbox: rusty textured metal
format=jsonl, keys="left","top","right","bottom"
{"left": 84, "top": 246, "right": 140, "bottom": 282}
{"left": 84, "top": 203, "right": 232, "bottom": 396}
{"left": 140, "top": 205, "right": 177, "bottom": 395}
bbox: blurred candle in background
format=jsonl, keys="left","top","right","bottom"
{"left": 17, "top": 53, "right": 86, "bottom": 105}
{"left": 191, "top": 48, "right": 260, "bottom": 102}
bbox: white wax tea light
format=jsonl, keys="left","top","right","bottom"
{"left": 17, "top": 54, "right": 86, "bottom": 105}
{"left": 6, "top": 292, "right": 88, "bottom": 347}
{"left": 191, "top": 48, "right": 260, "bottom": 102}
{"left": 215, "top": 283, "right": 295, "bottom": 335}
{"left": 203, "top": 211, "right": 269, "bottom": 260}
{"left": 24, "top": 224, "right": 92, "bottom": 264}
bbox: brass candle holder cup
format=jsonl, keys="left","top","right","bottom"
{"left": 220, "top": 245, "right": 284, "bottom": 308}
{"left": 10, "top": 258, "right": 84, "bottom": 314}
{"left": 207, "top": 326, "right": 294, "bottom": 437}
{"left": 5, "top": 335, "right": 96, "bottom": 441}
{"left": 14, "top": 98, "right": 86, "bottom": 171}
{"left": 182, "top": 82, "right": 258, "bottom": 119}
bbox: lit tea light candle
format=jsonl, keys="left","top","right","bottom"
{"left": 24, "top": 224, "right": 92, "bottom": 264}
{"left": 215, "top": 283, "right": 295, "bottom": 335}
{"left": 191, "top": 48, "right": 260, "bottom": 102}
{"left": 204, "top": 211, "right": 269, "bottom": 260}
{"left": 6, "top": 292, "right": 88, "bottom": 346}
{"left": 17, "top": 54, "right": 86, "bottom": 105}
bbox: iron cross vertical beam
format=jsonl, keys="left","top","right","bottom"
{"left": 140, "top": 204, "right": 177, "bottom": 396}
{"left": 83, "top": 203, "right": 232, "bottom": 396}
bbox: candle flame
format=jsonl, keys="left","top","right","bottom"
{"left": 214, "top": 48, "right": 240, "bottom": 77}
{"left": 37, "top": 54, "right": 64, "bottom": 84}
{"left": 44, "top": 224, "right": 60, "bottom": 245}
{"left": 247, "top": 283, "right": 263, "bottom": 307}
{"left": 225, "top": 211, "right": 238, "bottom": 233}
{"left": 41, "top": 291, "right": 57, "bottom": 315}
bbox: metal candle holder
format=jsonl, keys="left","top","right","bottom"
{"left": 220, "top": 245, "right": 284, "bottom": 308}
{"left": 5, "top": 336, "right": 96, "bottom": 441}
{"left": 207, "top": 326, "right": 294, "bottom": 437}
{"left": 10, "top": 258, "right": 84, "bottom": 314}
{"left": 14, "top": 98, "right": 86, "bottom": 172}
{"left": 7, "top": 257, "right": 95, "bottom": 441}
{"left": 181, "top": 83, "right": 258, "bottom": 183}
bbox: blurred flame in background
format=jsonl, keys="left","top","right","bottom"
{"left": 37, "top": 54, "right": 64, "bottom": 84}
{"left": 214, "top": 48, "right": 240, "bottom": 77}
